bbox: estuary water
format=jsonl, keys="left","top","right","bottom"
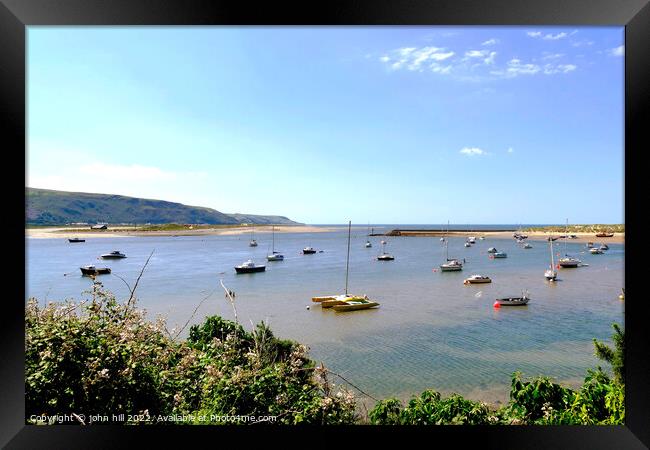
{"left": 26, "top": 225, "right": 624, "bottom": 405}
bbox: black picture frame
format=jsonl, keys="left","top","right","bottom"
{"left": 2, "top": 0, "right": 648, "bottom": 447}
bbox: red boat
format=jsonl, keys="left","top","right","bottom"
{"left": 596, "top": 232, "right": 614, "bottom": 237}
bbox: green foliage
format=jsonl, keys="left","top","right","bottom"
{"left": 26, "top": 284, "right": 355, "bottom": 425}
{"left": 593, "top": 322, "right": 624, "bottom": 384}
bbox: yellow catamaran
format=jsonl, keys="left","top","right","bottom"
{"left": 311, "top": 221, "right": 379, "bottom": 312}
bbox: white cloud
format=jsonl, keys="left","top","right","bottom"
{"left": 381, "top": 45, "right": 456, "bottom": 73}
{"left": 571, "top": 40, "right": 594, "bottom": 47}
{"left": 609, "top": 45, "right": 624, "bottom": 56}
{"left": 481, "top": 39, "right": 499, "bottom": 46}
{"left": 527, "top": 30, "right": 576, "bottom": 41}
{"left": 466, "top": 50, "right": 488, "bottom": 58}
{"left": 507, "top": 147, "right": 514, "bottom": 154}
{"left": 541, "top": 52, "right": 565, "bottom": 60}
{"left": 460, "top": 147, "right": 486, "bottom": 156}
{"left": 484, "top": 51, "right": 497, "bottom": 65}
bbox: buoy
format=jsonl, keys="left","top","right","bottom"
{"left": 493, "top": 301, "right": 501, "bottom": 308}
{"left": 306, "top": 305, "right": 310, "bottom": 310}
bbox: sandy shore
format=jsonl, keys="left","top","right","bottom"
{"left": 391, "top": 230, "right": 624, "bottom": 244}
{"left": 26, "top": 225, "right": 340, "bottom": 239}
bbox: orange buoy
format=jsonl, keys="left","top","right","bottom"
{"left": 493, "top": 301, "right": 501, "bottom": 308}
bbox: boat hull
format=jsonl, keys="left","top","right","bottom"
{"left": 80, "top": 267, "right": 111, "bottom": 276}
{"left": 68, "top": 239, "right": 85, "bottom": 243}
{"left": 440, "top": 266, "right": 462, "bottom": 271}
{"left": 235, "top": 266, "right": 266, "bottom": 273}
{"left": 267, "top": 254, "right": 284, "bottom": 261}
{"left": 101, "top": 255, "right": 126, "bottom": 259}
{"left": 464, "top": 278, "right": 491, "bottom": 284}
{"left": 303, "top": 250, "right": 317, "bottom": 254}
{"left": 333, "top": 302, "right": 380, "bottom": 312}
{"left": 495, "top": 297, "right": 529, "bottom": 306}
{"left": 377, "top": 255, "right": 394, "bottom": 261}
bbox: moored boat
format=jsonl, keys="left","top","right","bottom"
{"left": 464, "top": 274, "right": 491, "bottom": 284}
{"left": 100, "top": 250, "right": 127, "bottom": 259}
{"left": 80, "top": 265, "right": 111, "bottom": 276}
{"left": 487, "top": 247, "right": 498, "bottom": 253}
{"left": 494, "top": 293, "right": 530, "bottom": 306}
{"left": 266, "top": 226, "right": 284, "bottom": 261}
{"left": 599, "top": 244, "right": 609, "bottom": 250}
{"left": 464, "top": 242, "right": 471, "bottom": 247}
{"left": 545, "top": 239, "right": 558, "bottom": 281}
{"left": 596, "top": 232, "right": 614, "bottom": 237}
{"left": 234, "top": 260, "right": 266, "bottom": 273}
{"left": 590, "top": 247, "right": 604, "bottom": 254}
{"left": 333, "top": 298, "right": 380, "bottom": 312}
{"left": 440, "top": 259, "right": 463, "bottom": 271}
{"left": 558, "top": 219, "right": 581, "bottom": 268}
{"left": 68, "top": 238, "right": 85, "bottom": 243}
{"left": 303, "top": 247, "right": 317, "bottom": 254}
{"left": 493, "top": 252, "right": 508, "bottom": 258}
{"left": 377, "top": 240, "right": 394, "bottom": 261}
{"left": 523, "top": 243, "right": 532, "bottom": 249}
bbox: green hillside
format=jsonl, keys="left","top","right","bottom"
{"left": 25, "top": 188, "right": 300, "bottom": 226}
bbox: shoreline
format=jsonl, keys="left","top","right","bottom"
{"left": 385, "top": 230, "right": 624, "bottom": 244}
{"left": 25, "top": 224, "right": 341, "bottom": 239}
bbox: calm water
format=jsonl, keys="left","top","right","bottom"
{"left": 26, "top": 225, "right": 625, "bottom": 405}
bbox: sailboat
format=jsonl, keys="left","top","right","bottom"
{"left": 249, "top": 224, "right": 258, "bottom": 247}
{"left": 311, "top": 221, "right": 379, "bottom": 311}
{"left": 440, "top": 221, "right": 463, "bottom": 271}
{"left": 365, "top": 223, "right": 372, "bottom": 248}
{"left": 558, "top": 219, "right": 581, "bottom": 268}
{"left": 545, "top": 239, "right": 558, "bottom": 281}
{"left": 266, "top": 226, "right": 284, "bottom": 261}
{"left": 377, "top": 239, "right": 395, "bottom": 261}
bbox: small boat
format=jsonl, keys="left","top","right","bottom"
{"left": 467, "top": 236, "right": 476, "bottom": 244}
{"left": 586, "top": 242, "right": 594, "bottom": 248}
{"left": 599, "top": 244, "right": 609, "bottom": 250}
{"left": 558, "top": 219, "right": 581, "bottom": 268}
{"left": 494, "top": 293, "right": 530, "bottom": 306}
{"left": 619, "top": 288, "right": 625, "bottom": 300}
{"left": 249, "top": 224, "right": 258, "bottom": 246}
{"left": 333, "top": 298, "right": 380, "bottom": 312}
{"left": 545, "top": 239, "right": 557, "bottom": 281}
{"left": 479, "top": 236, "right": 485, "bottom": 240}
{"left": 80, "top": 265, "right": 111, "bottom": 276}
{"left": 523, "top": 243, "right": 532, "bottom": 249}
{"left": 464, "top": 274, "right": 491, "bottom": 284}
{"left": 235, "top": 259, "right": 266, "bottom": 273}
{"left": 487, "top": 247, "right": 498, "bottom": 253}
{"left": 558, "top": 256, "right": 581, "bottom": 268}
{"left": 68, "top": 238, "right": 85, "bottom": 243}
{"left": 100, "top": 250, "right": 127, "bottom": 259}
{"left": 493, "top": 252, "right": 508, "bottom": 258}
{"left": 590, "top": 247, "right": 604, "bottom": 254}
{"left": 303, "top": 247, "right": 317, "bottom": 254}
{"left": 314, "top": 221, "right": 379, "bottom": 311}
{"left": 547, "top": 236, "right": 559, "bottom": 241}
{"left": 596, "top": 232, "right": 614, "bottom": 237}
{"left": 439, "top": 222, "right": 462, "bottom": 271}
{"left": 267, "top": 226, "right": 284, "bottom": 261}
{"left": 377, "top": 240, "right": 394, "bottom": 261}
{"left": 464, "top": 242, "right": 471, "bottom": 247}
{"left": 568, "top": 235, "right": 578, "bottom": 239}
{"left": 440, "top": 259, "right": 463, "bottom": 271}
{"left": 365, "top": 224, "right": 372, "bottom": 248}
{"left": 321, "top": 294, "right": 367, "bottom": 308}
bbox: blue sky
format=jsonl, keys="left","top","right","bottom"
{"left": 27, "top": 27, "right": 624, "bottom": 224}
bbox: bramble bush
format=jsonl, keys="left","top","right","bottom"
{"left": 26, "top": 282, "right": 357, "bottom": 425}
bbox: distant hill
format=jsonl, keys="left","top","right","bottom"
{"left": 25, "top": 188, "right": 301, "bottom": 226}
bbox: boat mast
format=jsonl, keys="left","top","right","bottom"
{"left": 550, "top": 238, "right": 555, "bottom": 269}
{"left": 272, "top": 225, "right": 275, "bottom": 252}
{"left": 345, "top": 221, "right": 351, "bottom": 295}
{"left": 445, "top": 220, "right": 450, "bottom": 261}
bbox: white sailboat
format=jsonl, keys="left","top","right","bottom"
{"left": 249, "top": 224, "right": 258, "bottom": 247}
{"left": 267, "top": 226, "right": 284, "bottom": 261}
{"left": 545, "top": 238, "right": 558, "bottom": 281}
{"left": 365, "top": 223, "right": 372, "bottom": 248}
{"left": 440, "top": 221, "right": 463, "bottom": 271}
{"left": 377, "top": 239, "right": 395, "bottom": 261}
{"left": 558, "top": 219, "right": 581, "bottom": 268}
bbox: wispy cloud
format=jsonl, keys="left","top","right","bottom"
{"left": 380, "top": 46, "right": 455, "bottom": 72}
{"left": 507, "top": 147, "right": 514, "bottom": 154}
{"left": 460, "top": 147, "right": 487, "bottom": 156}
{"left": 481, "top": 38, "right": 499, "bottom": 46}
{"left": 571, "top": 39, "right": 594, "bottom": 47}
{"left": 608, "top": 45, "right": 624, "bottom": 57}
{"left": 527, "top": 30, "right": 577, "bottom": 41}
